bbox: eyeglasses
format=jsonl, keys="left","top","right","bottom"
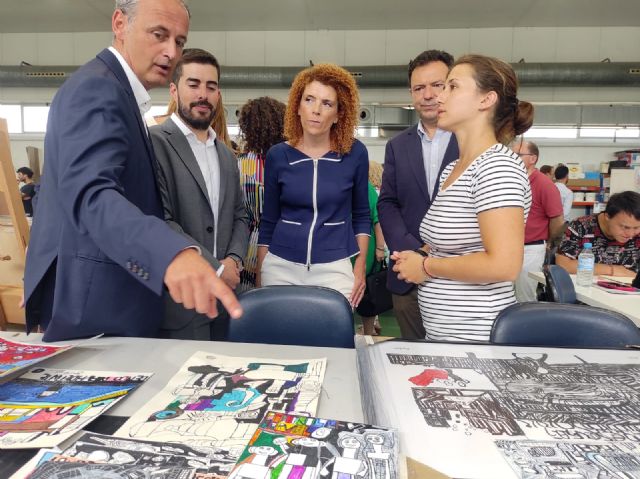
{"left": 518, "top": 153, "right": 536, "bottom": 158}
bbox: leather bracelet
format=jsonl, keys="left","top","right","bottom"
{"left": 422, "top": 257, "right": 430, "bottom": 279}
{"left": 414, "top": 248, "right": 428, "bottom": 257}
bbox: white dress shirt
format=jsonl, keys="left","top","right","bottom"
{"left": 108, "top": 47, "right": 152, "bottom": 124}
{"left": 555, "top": 181, "right": 574, "bottom": 221}
{"left": 171, "top": 113, "right": 221, "bottom": 256}
{"left": 416, "top": 122, "right": 453, "bottom": 199}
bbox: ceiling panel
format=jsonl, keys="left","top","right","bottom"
{"left": 0, "top": 0, "right": 638, "bottom": 33}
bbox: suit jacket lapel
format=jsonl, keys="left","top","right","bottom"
{"left": 407, "top": 126, "right": 430, "bottom": 201}
{"left": 215, "top": 141, "right": 229, "bottom": 209}
{"left": 162, "top": 118, "right": 211, "bottom": 207}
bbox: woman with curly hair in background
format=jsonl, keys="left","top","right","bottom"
{"left": 257, "top": 64, "right": 370, "bottom": 307}
{"left": 236, "top": 97, "right": 286, "bottom": 290}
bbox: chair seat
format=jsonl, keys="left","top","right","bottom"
{"left": 228, "top": 285, "right": 355, "bottom": 348}
{"left": 490, "top": 302, "right": 640, "bottom": 349}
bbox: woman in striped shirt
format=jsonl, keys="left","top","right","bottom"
{"left": 392, "top": 55, "right": 533, "bottom": 343}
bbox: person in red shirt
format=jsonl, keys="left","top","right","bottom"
{"left": 512, "top": 140, "right": 565, "bottom": 301}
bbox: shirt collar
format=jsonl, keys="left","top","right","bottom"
{"left": 108, "top": 46, "right": 152, "bottom": 115}
{"left": 171, "top": 112, "right": 217, "bottom": 144}
{"left": 416, "top": 122, "right": 446, "bottom": 142}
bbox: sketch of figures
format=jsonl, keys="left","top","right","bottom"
{"left": 228, "top": 444, "right": 286, "bottom": 479}
{"left": 0, "top": 367, "right": 150, "bottom": 449}
{"left": 115, "top": 353, "right": 326, "bottom": 474}
{"left": 227, "top": 411, "right": 398, "bottom": 479}
{"left": 495, "top": 439, "right": 640, "bottom": 478}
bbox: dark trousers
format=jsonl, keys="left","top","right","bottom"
{"left": 392, "top": 287, "right": 426, "bottom": 340}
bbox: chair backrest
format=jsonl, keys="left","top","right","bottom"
{"left": 229, "top": 285, "right": 355, "bottom": 348}
{"left": 544, "top": 264, "right": 577, "bottom": 303}
{"left": 490, "top": 302, "right": 640, "bottom": 348}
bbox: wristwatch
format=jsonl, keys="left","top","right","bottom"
{"left": 228, "top": 254, "right": 244, "bottom": 270}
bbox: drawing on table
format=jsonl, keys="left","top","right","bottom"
{"left": 362, "top": 341, "right": 640, "bottom": 478}
{"left": 495, "top": 439, "right": 640, "bottom": 478}
{"left": 115, "top": 352, "right": 326, "bottom": 475}
{"left": 0, "top": 367, "right": 150, "bottom": 449}
{"left": 388, "top": 351, "right": 640, "bottom": 442}
{"left": 0, "top": 337, "right": 73, "bottom": 378}
{"left": 228, "top": 411, "right": 398, "bottom": 479}
{"left": 27, "top": 461, "right": 196, "bottom": 479}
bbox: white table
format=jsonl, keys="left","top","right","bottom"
{"left": 529, "top": 271, "right": 640, "bottom": 326}
{"left": 0, "top": 332, "right": 363, "bottom": 422}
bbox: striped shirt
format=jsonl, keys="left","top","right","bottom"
{"left": 418, "top": 143, "right": 532, "bottom": 342}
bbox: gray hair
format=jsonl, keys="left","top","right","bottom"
{"left": 114, "top": 0, "right": 191, "bottom": 22}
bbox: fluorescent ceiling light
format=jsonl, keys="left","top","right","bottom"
{"left": 525, "top": 127, "right": 578, "bottom": 139}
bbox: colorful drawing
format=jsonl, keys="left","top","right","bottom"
{"left": 0, "top": 337, "right": 72, "bottom": 378}
{"left": 0, "top": 367, "right": 151, "bottom": 449}
{"left": 228, "top": 411, "right": 398, "bottom": 479}
{"left": 115, "top": 352, "right": 326, "bottom": 476}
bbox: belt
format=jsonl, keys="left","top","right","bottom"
{"left": 524, "top": 240, "right": 546, "bottom": 246}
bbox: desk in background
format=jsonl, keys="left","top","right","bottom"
{"left": 529, "top": 270, "right": 640, "bottom": 325}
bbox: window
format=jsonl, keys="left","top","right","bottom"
{"left": 0, "top": 104, "right": 23, "bottom": 133}
{"left": 23, "top": 106, "right": 50, "bottom": 133}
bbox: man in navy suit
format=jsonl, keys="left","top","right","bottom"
{"left": 24, "top": 0, "right": 241, "bottom": 342}
{"left": 378, "top": 50, "right": 459, "bottom": 340}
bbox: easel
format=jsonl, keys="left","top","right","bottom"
{"left": 0, "top": 118, "right": 29, "bottom": 328}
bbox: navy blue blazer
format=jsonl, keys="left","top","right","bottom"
{"left": 258, "top": 141, "right": 370, "bottom": 265}
{"left": 377, "top": 125, "right": 459, "bottom": 295}
{"left": 24, "top": 49, "right": 192, "bottom": 342}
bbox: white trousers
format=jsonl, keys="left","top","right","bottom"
{"left": 261, "top": 252, "right": 355, "bottom": 301}
{"left": 515, "top": 243, "right": 547, "bottom": 302}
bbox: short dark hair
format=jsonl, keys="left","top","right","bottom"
{"left": 17, "top": 167, "right": 33, "bottom": 178}
{"left": 408, "top": 50, "right": 454, "bottom": 83}
{"left": 172, "top": 48, "right": 220, "bottom": 84}
{"left": 605, "top": 191, "right": 640, "bottom": 220}
{"left": 540, "top": 165, "right": 553, "bottom": 175}
{"left": 555, "top": 165, "right": 569, "bottom": 180}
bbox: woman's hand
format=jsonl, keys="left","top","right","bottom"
{"left": 391, "top": 250, "right": 429, "bottom": 284}
{"left": 350, "top": 259, "right": 367, "bottom": 308}
{"left": 375, "top": 246, "right": 386, "bottom": 262}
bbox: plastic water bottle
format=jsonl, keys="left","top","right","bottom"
{"left": 576, "top": 243, "right": 595, "bottom": 287}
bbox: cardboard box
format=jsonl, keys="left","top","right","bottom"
{"left": 567, "top": 179, "right": 600, "bottom": 187}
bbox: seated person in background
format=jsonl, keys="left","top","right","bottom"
{"left": 556, "top": 191, "right": 640, "bottom": 277}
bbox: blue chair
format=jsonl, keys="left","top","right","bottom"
{"left": 490, "top": 302, "right": 640, "bottom": 348}
{"left": 228, "top": 285, "right": 355, "bottom": 348}
{"left": 544, "top": 264, "right": 577, "bottom": 303}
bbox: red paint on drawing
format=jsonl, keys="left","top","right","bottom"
{"left": 409, "top": 369, "right": 448, "bottom": 386}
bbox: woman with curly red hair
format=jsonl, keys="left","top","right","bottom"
{"left": 257, "top": 63, "right": 370, "bottom": 307}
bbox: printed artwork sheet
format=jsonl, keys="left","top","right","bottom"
{"left": 0, "top": 337, "right": 73, "bottom": 378}
{"left": 365, "top": 340, "right": 640, "bottom": 479}
{"left": 495, "top": 439, "right": 640, "bottom": 478}
{"left": 0, "top": 367, "right": 151, "bottom": 449}
{"left": 115, "top": 352, "right": 326, "bottom": 476}
{"left": 228, "top": 411, "right": 398, "bottom": 479}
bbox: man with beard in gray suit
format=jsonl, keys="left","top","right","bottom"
{"left": 151, "top": 48, "right": 249, "bottom": 340}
